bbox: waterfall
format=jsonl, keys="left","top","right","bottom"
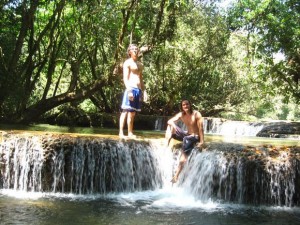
{"left": 177, "top": 144, "right": 300, "bottom": 206}
{"left": 154, "top": 117, "right": 266, "bottom": 136}
{"left": 205, "top": 118, "right": 265, "bottom": 136}
{"left": 0, "top": 135, "right": 44, "bottom": 192}
{"left": 154, "top": 116, "right": 168, "bottom": 131}
{"left": 0, "top": 134, "right": 163, "bottom": 194}
{"left": 0, "top": 132, "right": 299, "bottom": 206}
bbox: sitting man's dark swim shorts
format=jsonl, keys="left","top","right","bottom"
{"left": 171, "top": 125, "right": 200, "bottom": 155}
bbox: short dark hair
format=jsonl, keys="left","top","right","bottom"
{"left": 180, "top": 99, "right": 193, "bottom": 114}
{"left": 127, "top": 44, "right": 139, "bottom": 57}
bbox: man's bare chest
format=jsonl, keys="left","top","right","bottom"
{"left": 129, "top": 62, "right": 142, "bottom": 73}
{"left": 181, "top": 114, "right": 196, "bottom": 126}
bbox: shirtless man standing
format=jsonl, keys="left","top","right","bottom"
{"left": 166, "top": 99, "right": 204, "bottom": 183}
{"left": 119, "top": 44, "right": 145, "bottom": 139}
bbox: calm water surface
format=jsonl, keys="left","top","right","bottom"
{"left": 1, "top": 189, "right": 300, "bottom": 225}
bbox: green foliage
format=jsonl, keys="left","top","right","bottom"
{"left": 228, "top": 0, "right": 300, "bottom": 102}
{"left": 0, "top": 0, "right": 299, "bottom": 124}
{"left": 144, "top": 4, "right": 247, "bottom": 116}
{"left": 221, "top": 95, "right": 300, "bottom": 122}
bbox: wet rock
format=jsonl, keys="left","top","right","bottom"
{"left": 257, "top": 122, "right": 300, "bottom": 138}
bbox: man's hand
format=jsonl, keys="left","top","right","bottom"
{"left": 174, "top": 125, "right": 180, "bottom": 132}
{"left": 197, "top": 142, "right": 207, "bottom": 151}
{"left": 128, "top": 91, "right": 134, "bottom": 101}
{"left": 197, "top": 142, "right": 204, "bottom": 148}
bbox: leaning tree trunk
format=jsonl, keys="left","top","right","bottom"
{"left": 17, "top": 79, "right": 105, "bottom": 124}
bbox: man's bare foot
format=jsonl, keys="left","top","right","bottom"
{"left": 128, "top": 133, "right": 137, "bottom": 139}
{"left": 119, "top": 134, "right": 127, "bottom": 139}
{"left": 170, "top": 175, "right": 178, "bottom": 183}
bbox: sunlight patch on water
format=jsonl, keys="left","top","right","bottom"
{"left": 149, "top": 190, "right": 218, "bottom": 210}
{"left": 0, "top": 189, "right": 104, "bottom": 201}
{"left": 106, "top": 187, "right": 219, "bottom": 211}
{"left": 0, "top": 187, "right": 219, "bottom": 211}
{"left": 0, "top": 189, "right": 45, "bottom": 200}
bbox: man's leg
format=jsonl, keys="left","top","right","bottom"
{"left": 165, "top": 125, "right": 176, "bottom": 147}
{"left": 171, "top": 135, "right": 199, "bottom": 182}
{"left": 119, "top": 111, "right": 128, "bottom": 138}
{"left": 127, "top": 111, "right": 136, "bottom": 138}
{"left": 171, "top": 151, "right": 188, "bottom": 183}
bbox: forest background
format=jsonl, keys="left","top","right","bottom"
{"left": 0, "top": 0, "right": 299, "bottom": 129}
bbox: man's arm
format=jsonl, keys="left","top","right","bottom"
{"left": 167, "top": 113, "right": 182, "bottom": 129}
{"left": 123, "top": 60, "right": 131, "bottom": 89}
{"left": 138, "top": 62, "right": 145, "bottom": 91}
{"left": 165, "top": 112, "right": 181, "bottom": 146}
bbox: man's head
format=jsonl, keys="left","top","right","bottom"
{"left": 180, "top": 99, "right": 193, "bottom": 114}
{"left": 127, "top": 44, "right": 139, "bottom": 57}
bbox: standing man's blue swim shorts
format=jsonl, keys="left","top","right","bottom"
{"left": 121, "top": 87, "right": 142, "bottom": 112}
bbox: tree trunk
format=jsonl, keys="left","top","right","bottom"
{"left": 17, "top": 79, "right": 105, "bottom": 124}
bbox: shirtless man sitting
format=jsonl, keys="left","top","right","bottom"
{"left": 166, "top": 99, "right": 204, "bottom": 183}
{"left": 119, "top": 44, "right": 145, "bottom": 139}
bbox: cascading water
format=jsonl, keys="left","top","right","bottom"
{"left": 0, "top": 131, "right": 300, "bottom": 225}
{"left": 1, "top": 133, "right": 299, "bottom": 206}
{"left": 2, "top": 135, "right": 44, "bottom": 192}
{"left": 0, "top": 134, "right": 163, "bottom": 194}
{"left": 205, "top": 118, "right": 266, "bottom": 136}
{"left": 153, "top": 117, "right": 267, "bottom": 136}
{"left": 178, "top": 145, "right": 300, "bottom": 206}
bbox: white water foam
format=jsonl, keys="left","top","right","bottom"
{"left": 105, "top": 187, "right": 219, "bottom": 211}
